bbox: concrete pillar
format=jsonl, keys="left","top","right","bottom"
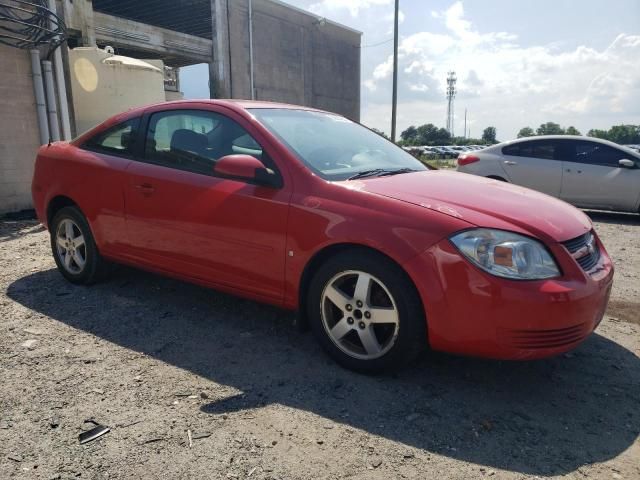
{"left": 62, "top": 0, "right": 95, "bottom": 46}
{"left": 209, "top": 0, "right": 231, "bottom": 98}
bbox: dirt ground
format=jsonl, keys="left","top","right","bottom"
{"left": 1, "top": 211, "right": 638, "bottom": 480}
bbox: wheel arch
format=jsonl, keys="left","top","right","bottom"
{"left": 296, "top": 242, "right": 424, "bottom": 331}
{"left": 47, "top": 195, "right": 81, "bottom": 227}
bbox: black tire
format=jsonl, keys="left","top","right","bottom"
{"left": 50, "top": 206, "right": 108, "bottom": 285}
{"left": 487, "top": 175, "right": 507, "bottom": 182}
{"left": 307, "top": 249, "right": 426, "bottom": 373}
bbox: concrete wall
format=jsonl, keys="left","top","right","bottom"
{"left": 0, "top": 44, "right": 41, "bottom": 214}
{"left": 225, "top": 0, "right": 361, "bottom": 121}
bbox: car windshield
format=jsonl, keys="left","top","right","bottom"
{"left": 249, "top": 108, "right": 427, "bottom": 181}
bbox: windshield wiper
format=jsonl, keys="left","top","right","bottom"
{"left": 377, "top": 167, "right": 419, "bottom": 177}
{"left": 347, "top": 168, "right": 387, "bottom": 180}
{"left": 348, "top": 168, "right": 419, "bottom": 180}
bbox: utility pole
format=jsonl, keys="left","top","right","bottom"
{"left": 464, "top": 108, "right": 467, "bottom": 139}
{"left": 390, "top": 0, "right": 399, "bottom": 142}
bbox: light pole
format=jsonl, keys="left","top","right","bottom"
{"left": 390, "top": 0, "right": 399, "bottom": 142}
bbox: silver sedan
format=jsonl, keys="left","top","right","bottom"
{"left": 456, "top": 135, "right": 640, "bottom": 213}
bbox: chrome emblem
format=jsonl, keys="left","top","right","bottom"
{"left": 572, "top": 233, "right": 595, "bottom": 259}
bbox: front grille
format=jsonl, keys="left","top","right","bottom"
{"left": 562, "top": 231, "right": 600, "bottom": 272}
{"left": 498, "top": 323, "right": 589, "bottom": 349}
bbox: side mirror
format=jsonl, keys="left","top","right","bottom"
{"left": 619, "top": 158, "right": 636, "bottom": 168}
{"left": 214, "top": 154, "right": 280, "bottom": 187}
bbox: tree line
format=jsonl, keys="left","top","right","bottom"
{"left": 386, "top": 122, "right": 640, "bottom": 146}
{"left": 397, "top": 124, "right": 497, "bottom": 146}
{"left": 518, "top": 123, "right": 640, "bottom": 144}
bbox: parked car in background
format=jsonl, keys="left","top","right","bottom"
{"left": 32, "top": 102, "right": 613, "bottom": 372}
{"left": 457, "top": 135, "right": 640, "bottom": 213}
{"left": 624, "top": 144, "right": 640, "bottom": 154}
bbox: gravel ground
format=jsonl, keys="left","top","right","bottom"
{"left": 0, "top": 212, "right": 638, "bottom": 480}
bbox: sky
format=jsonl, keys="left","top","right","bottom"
{"left": 180, "top": 0, "right": 640, "bottom": 141}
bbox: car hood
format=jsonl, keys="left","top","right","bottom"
{"left": 346, "top": 170, "right": 591, "bottom": 242}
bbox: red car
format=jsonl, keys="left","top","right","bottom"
{"left": 32, "top": 100, "right": 614, "bottom": 372}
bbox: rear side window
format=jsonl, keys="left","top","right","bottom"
{"left": 143, "top": 109, "right": 266, "bottom": 177}
{"left": 573, "top": 141, "right": 626, "bottom": 167}
{"left": 502, "top": 141, "right": 556, "bottom": 160}
{"left": 83, "top": 118, "right": 140, "bottom": 156}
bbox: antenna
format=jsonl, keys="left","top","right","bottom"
{"left": 446, "top": 71, "right": 457, "bottom": 136}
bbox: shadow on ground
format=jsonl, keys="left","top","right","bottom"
{"left": 0, "top": 220, "right": 45, "bottom": 243}
{"left": 586, "top": 209, "right": 640, "bottom": 225}
{"left": 7, "top": 267, "right": 640, "bottom": 476}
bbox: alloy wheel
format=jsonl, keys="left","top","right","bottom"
{"left": 55, "top": 218, "right": 87, "bottom": 274}
{"left": 320, "top": 270, "right": 400, "bottom": 360}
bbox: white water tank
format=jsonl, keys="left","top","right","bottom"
{"left": 69, "top": 47, "right": 165, "bottom": 134}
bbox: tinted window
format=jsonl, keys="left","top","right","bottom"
{"left": 84, "top": 118, "right": 140, "bottom": 156}
{"left": 502, "top": 140, "right": 556, "bottom": 160}
{"left": 574, "top": 141, "right": 626, "bottom": 167}
{"left": 501, "top": 144, "right": 519, "bottom": 156}
{"left": 144, "top": 110, "right": 264, "bottom": 176}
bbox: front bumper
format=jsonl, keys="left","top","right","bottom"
{"left": 403, "top": 235, "right": 614, "bottom": 360}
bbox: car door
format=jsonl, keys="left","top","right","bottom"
{"left": 560, "top": 140, "right": 640, "bottom": 212}
{"left": 77, "top": 117, "right": 140, "bottom": 252}
{"left": 123, "top": 106, "right": 291, "bottom": 303}
{"left": 500, "top": 139, "right": 563, "bottom": 196}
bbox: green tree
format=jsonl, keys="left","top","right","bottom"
{"left": 482, "top": 126, "right": 497, "bottom": 144}
{"left": 565, "top": 126, "right": 581, "bottom": 135}
{"left": 400, "top": 125, "right": 418, "bottom": 144}
{"left": 517, "top": 127, "right": 535, "bottom": 138}
{"left": 536, "top": 122, "right": 565, "bottom": 135}
{"left": 587, "top": 128, "right": 609, "bottom": 140}
{"left": 416, "top": 123, "right": 439, "bottom": 144}
{"left": 607, "top": 125, "right": 640, "bottom": 144}
{"left": 435, "top": 127, "right": 452, "bottom": 145}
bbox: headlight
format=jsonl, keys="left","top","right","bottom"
{"left": 450, "top": 229, "right": 560, "bottom": 280}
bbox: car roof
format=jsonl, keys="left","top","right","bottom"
{"left": 72, "top": 99, "right": 340, "bottom": 145}
{"left": 131, "top": 99, "right": 330, "bottom": 116}
{"left": 488, "top": 135, "right": 640, "bottom": 158}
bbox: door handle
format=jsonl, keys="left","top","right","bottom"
{"left": 135, "top": 183, "right": 155, "bottom": 195}
{"left": 504, "top": 161, "right": 517, "bottom": 165}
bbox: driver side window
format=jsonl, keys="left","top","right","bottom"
{"left": 143, "top": 109, "right": 264, "bottom": 176}
{"left": 573, "top": 141, "right": 626, "bottom": 168}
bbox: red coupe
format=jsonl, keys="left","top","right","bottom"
{"left": 32, "top": 100, "right": 614, "bottom": 372}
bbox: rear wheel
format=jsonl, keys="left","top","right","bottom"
{"left": 307, "top": 250, "right": 426, "bottom": 373}
{"left": 50, "top": 206, "right": 107, "bottom": 284}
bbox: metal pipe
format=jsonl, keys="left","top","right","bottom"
{"left": 248, "top": 0, "right": 255, "bottom": 100}
{"left": 30, "top": 49, "right": 50, "bottom": 145}
{"left": 49, "top": 0, "right": 71, "bottom": 140}
{"left": 42, "top": 60, "right": 60, "bottom": 142}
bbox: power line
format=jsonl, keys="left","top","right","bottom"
{"left": 358, "top": 37, "right": 393, "bottom": 48}
{"left": 0, "top": 0, "right": 67, "bottom": 55}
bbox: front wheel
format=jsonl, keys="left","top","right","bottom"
{"left": 50, "top": 206, "right": 108, "bottom": 284}
{"left": 307, "top": 250, "right": 426, "bottom": 373}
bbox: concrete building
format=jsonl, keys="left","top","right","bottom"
{"left": 0, "top": 0, "right": 361, "bottom": 214}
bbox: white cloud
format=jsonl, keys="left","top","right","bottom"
{"left": 310, "top": 0, "right": 391, "bottom": 17}
{"left": 409, "top": 83, "right": 430, "bottom": 92}
{"left": 362, "top": 1, "right": 640, "bottom": 139}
